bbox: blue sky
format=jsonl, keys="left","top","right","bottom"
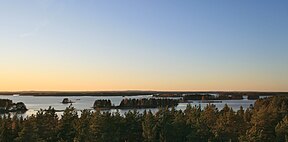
{"left": 0, "top": 0, "right": 288, "bottom": 91}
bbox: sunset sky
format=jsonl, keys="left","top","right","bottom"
{"left": 1, "top": 0, "right": 288, "bottom": 91}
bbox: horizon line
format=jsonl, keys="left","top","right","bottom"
{"left": 1, "top": 90, "right": 288, "bottom": 93}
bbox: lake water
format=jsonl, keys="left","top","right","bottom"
{"left": 0, "top": 95, "right": 256, "bottom": 117}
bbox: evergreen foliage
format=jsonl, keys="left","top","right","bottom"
{"left": 0, "top": 96, "right": 287, "bottom": 142}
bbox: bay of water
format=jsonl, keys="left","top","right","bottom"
{"left": 0, "top": 95, "right": 256, "bottom": 117}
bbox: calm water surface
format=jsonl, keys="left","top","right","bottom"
{"left": 0, "top": 95, "right": 256, "bottom": 117}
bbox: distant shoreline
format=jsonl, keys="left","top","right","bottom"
{"left": 0, "top": 91, "right": 288, "bottom": 96}
{"left": 0, "top": 91, "right": 155, "bottom": 96}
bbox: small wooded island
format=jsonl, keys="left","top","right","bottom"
{"left": 93, "top": 98, "right": 179, "bottom": 109}
{"left": 62, "top": 98, "right": 74, "bottom": 104}
{"left": 0, "top": 99, "right": 28, "bottom": 113}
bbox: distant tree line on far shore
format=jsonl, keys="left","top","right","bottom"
{"left": 182, "top": 94, "right": 260, "bottom": 101}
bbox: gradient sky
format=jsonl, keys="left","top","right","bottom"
{"left": 0, "top": 0, "right": 288, "bottom": 91}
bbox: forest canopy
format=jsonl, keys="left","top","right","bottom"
{"left": 0, "top": 96, "right": 287, "bottom": 142}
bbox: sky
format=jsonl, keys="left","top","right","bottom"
{"left": 0, "top": 0, "right": 288, "bottom": 91}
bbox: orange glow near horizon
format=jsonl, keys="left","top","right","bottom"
{"left": 1, "top": 68, "right": 287, "bottom": 92}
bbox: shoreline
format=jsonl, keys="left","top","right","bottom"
{"left": 0, "top": 91, "right": 288, "bottom": 96}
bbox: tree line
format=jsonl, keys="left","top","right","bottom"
{"left": 93, "top": 98, "right": 179, "bottom": 109}
{"left": 0, "top": 99, "right": 27, "bottom": 113}
{"left": 119, "top": 98, "right": 179, "bottom": 108}
{"left": 0, "top": 96, "right": 287, "bottom": 142}
{"left": 182, "top": 94, "right": 258, "bottom": 101}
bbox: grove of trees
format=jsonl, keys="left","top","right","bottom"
{"left": 0, "top": 99, "right": 27, "bottom": 113}
{"left": 0, "top": 96, "right": 287, "bottom": 142}
{"left": 119, "top": 98, "right": 179, "bottom": 108}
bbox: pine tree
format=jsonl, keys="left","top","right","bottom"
{"left": 124, "top": 110, "right": 143, "bottom": 142}
{"left": 275, "top": 115, "right": 288, "bottom": 142}
{"left": 15, "top": 115, "right": 42, "bottom": 142}
{"left": 57, "top": 106, "right": 78, "bottom": 142}
{"left": 0, "top": 118, "right": 13, "bottom": 142}
{"left": 198, "top": 104, "right": 218, "bottom": 141}
{"left": 172, "top": 110, "right": 189, "bottom": 142}
{"left": 74, "top": 109, "right": 92, "bottom": 142}
{"left": 236, "top": 106, "right": 248, "bottom": 141}
{"left": 185, "top": 104, "right": 202, "bottom": 142}
{"left": 155, "top": 107, "right": 174, "bottom": 142}
{"left": 213, "top": 107, "right": 238, "bottom": 141}
{"left": 142, "top": 110, "right": 157, "bottom": 142}
{"left": 89, "top": 110, "right": 103, "bottom": 142}
{"left": 247, "top": 105, "right": 277, "bottom": 142}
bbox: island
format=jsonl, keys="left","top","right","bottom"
{"left": 93, "top": 98, "right": 179, "bottom": 109}
{"left": 62, "top": 98, "right": 74, "bottom": 104}
{"left": 93, "top": 99, "right": 112, "bottom": 109}
{"left": 0, "top": 99, "right": 28, "bottom": 113}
